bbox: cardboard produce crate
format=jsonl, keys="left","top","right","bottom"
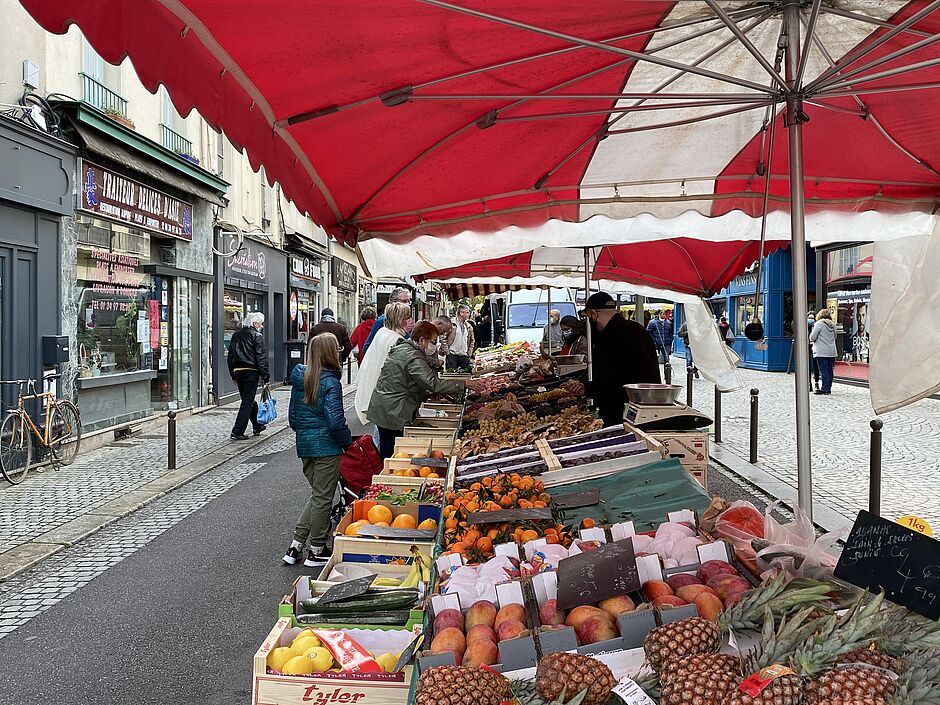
{"left": 648, "top": 430, "right": 709, "bottom": 490}
{"left": 336, "top": 500, "right": 441, "bottom": 539}
{"left": 252, "top": 617, "right": 417, "bottom": 705}
{"left": 374, "top": 456, "right": 455, "bottom": 490}
{"left": 330, "top": 535, "right": 436, "bottom": 566}
{"left": 393, "top": 436, "right": 455, "bottom": 456}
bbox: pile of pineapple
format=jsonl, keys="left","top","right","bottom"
{"left": 415, "top": 574, "right": 940, "bottom": 705}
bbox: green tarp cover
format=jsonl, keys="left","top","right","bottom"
{"left": 551, "top": 459, "right": 712, "bottom": 533}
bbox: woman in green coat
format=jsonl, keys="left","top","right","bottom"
{"left": 368, "top": 321, "right": 466, "bottom": 458}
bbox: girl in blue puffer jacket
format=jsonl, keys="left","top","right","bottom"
{"left": 283, "top": 332, "right": 352, "bottom": 567}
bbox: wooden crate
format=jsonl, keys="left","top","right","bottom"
{"left": 252, "top": 618, "right": 417, "bottom": 705}
{"left": 419, "top": 403, "right": 463, "bottom": 414}
{"left": 393, "top": 437, "right": 455, "bottom": 456}
{"left": 403, "top": 426, "right": 457, "bottom": 439}
{"left": 623, "top": 422, "right": 668, "bottom": 458}
{"left": 330, "top": 535, "right": 436, "bottom": 566}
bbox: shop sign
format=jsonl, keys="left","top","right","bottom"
{"left": 291, "top": 255, "right": 321, "bottom": 281}
{"left": 331, "top": 258, "right": 357, "bottom": 292}
{"left": 224, "top": 242, "right": 267, "bottom": 284}
{"left": 79, "top": 161, "right": 194, "bottom": 241}
{"left": 426, "top": 291, "right": 442, "bottom": 302}
{"left": 733, "top": 272, "right": 759, "bottom": 288}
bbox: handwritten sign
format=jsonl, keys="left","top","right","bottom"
{"left": 466, "top": 508, "right": 554, "bottom": 525}
{"left": 316, "top": 573, "right": 376, "bottom": 606}
{"left": 556, "top": 538, "right": 640, "bottom": 610}
{"left": 834, "top": 509, "right": 940, "bottom": 619}
{"left": 552, "top": 490, "right": 600, "bottom": 509}
{"left": 409, "top": 457, "right": 449, "bottom": 468}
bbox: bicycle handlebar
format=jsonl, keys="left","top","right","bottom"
{"left": 0, "top": 379, "right": 33, "bottom": 386}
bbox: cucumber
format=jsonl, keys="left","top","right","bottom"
{"left": 301, "top": 590, "right": 418, "bottom": 614}
{"left": 297, "top": 610, "right": 413, "bottom": 625}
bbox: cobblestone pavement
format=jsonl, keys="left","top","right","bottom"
{"left": 0, "top": 387, "right": 292, "bottom": 556}
{"left": 671, "top": 357, "right": 940, "bottom": 528}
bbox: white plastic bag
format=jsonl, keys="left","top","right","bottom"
{"left": 756, "top": 502, "right": 847, "bottom": 581}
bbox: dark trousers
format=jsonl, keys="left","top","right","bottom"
{"left": 377, "top": 426, "right": 403, "bottom": 459}
{"left": 810, "top": 353, "right": 820, "bottom": 388}
{"left": 232, "top": 369, "right": 262, "bottom": 435}
{"left": 817, "top": 357, "right": 835, "bottom": 393}
{"left": 445, "top": 353, "right": 472, "bottom": 370}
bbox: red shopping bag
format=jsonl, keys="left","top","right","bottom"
{"left": 339, "top": 435, "right": 383, "bottom": 497}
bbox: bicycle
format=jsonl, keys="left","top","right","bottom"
{"left": 0, "top": 376, "right": 82, "bottom": 484}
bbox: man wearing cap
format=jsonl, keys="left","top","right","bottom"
{"left": 582, "top": 292, "right": 661, "bottom": 427}
{"left": 312, "top": 308, "right": 353, "bottom": 362}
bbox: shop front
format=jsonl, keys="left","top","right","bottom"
{"left": 817, "top": 242, "right": 873, "bottom": 382}
{"left": 330, "top": 256, "right": 359, "bottom": 331}
{"left": 288, "top": 254, "right": 324, "bottom": 344}
{"left": 0, "top": 116, "right": 75, "bottom": 411}
{"left": 213, "top": 234, "right": 287, "bottom": 401}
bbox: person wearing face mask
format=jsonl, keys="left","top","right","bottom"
{"left": 354, "top": 302, "right": 412, "bottom": 426}
{"left": 557, "top": 315, "right": 589, "bottom": 357}
{"left": 444, "top": 304, "right": 475, "bottom": 369}
{"left": 368, "top": 321, "right": 471, "bottom": 458}
{"left": 582, "top": 292, "right": 660, "bottom": 427}
{"left": 541, "top": 309, "right": 563, "bottom": 355}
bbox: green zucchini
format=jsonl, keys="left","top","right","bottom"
{"left": 301, "top": 591, "right": 417, "bottom": 614}
{"left": 297, "top": 610, "right": 413, "bottom": 625}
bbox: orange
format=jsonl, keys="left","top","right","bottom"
{"left": 344, "top": 520, "right": 368, "bottom": 536}
{"left": 463, "top": 529, "right": 481, "bottom": 545}
{"left": 373, "top": 521, "right": 390, "bottom": 527}
{"left": 427, "top": 473, "right": 441, "bottom": 479}
{"left": 418, "top": 466, "right": 433, "bottom": 478}
{"left": 418, "top": 518, "right": 438, "bottom": 530}
{"left": 404, "top": 469, "right": 419, "bottom": 478}
{"left": 476, "top": 537, "right": 493, "bottom": 553}
{"left": 581, "top": 518, "right": 596, "bottom": 529}
{"left": 367, "top": 505, "right": 393, "bottom": 524}
{"left": 392, "top": 451, "right": 410, "bottom": 459}
{"left": 521, "top": 529, "right": 540, "bottom": 543}
{"left": 391, "top": 514, "right": 417, "bottom": 529}
{"left": 450, "top": 542, "right": 467, "bottom": 555}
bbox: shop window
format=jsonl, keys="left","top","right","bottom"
{"left": 826, "top": 244, "right": 872, "bottom": 364}
{"left": 336, "top": 289, "right": 356, "bottom": 330}
{"left": 783, "top": 293, "right": 817, "bottom": 337}
{"left": 76, "top": 247, "right": 152, "bottom": 376}
{"left": 290, "top": 288, "right": 312, "bottom": 341}
{"left": 734, "top": 296, "right": 763, "bottom": 336}
{"left": 223, "top": 289, "right": 265, "bottom": 354}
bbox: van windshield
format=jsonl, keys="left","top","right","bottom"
{"left": 507, "top": 302, "right": 577, "bottom": 328}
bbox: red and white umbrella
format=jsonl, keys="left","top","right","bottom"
{"left": 22, "top": 0, "right": 940, "bottom": 516}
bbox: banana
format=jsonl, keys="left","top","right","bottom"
{"left": 372, "top": 577, "right": 403, "bottom": 587}
{"left": 400, "top": 557, "right": 421, "bottom": 588}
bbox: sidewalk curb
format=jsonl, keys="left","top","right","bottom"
{"left": 708, "top": 444, "right": 853, "bottom": 534}
{"left": 0, "top": 424, "right": 289, "bottom": 583}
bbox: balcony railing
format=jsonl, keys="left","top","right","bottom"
{"left": 160, "top": 124, "right": 194, "bottom": 157}
{"left": 80, "top": 72, "right": 127, "bottom": 117}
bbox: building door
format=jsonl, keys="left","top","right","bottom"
{"left": 0, "top": 244, "right": 39, "bottom": 414}
{"left": 273, "top": 291, "right": 285, "bottom": 383}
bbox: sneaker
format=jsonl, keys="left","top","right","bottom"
{"left": 304, "top": 547, "right": 329, "bottom": 568}
{"left": 253, "top": 424, "right": 267, "bottom": 436}
{"left": 282, "top": 541, "right": 304, "bottom": 565}
{"left": 230, "top": 433, "right": 251, "bottom": 441}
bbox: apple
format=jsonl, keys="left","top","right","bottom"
{"left": 666, "top": 573, "right": 704, "bottom": 591}
{"left": 693, "top": 592, "right": 725, "bottom": 621}
{"left": 697, "top": 560, "right": 739, "bottom": 583}
{"left": 675, "top": 585, "right": 718, "bottom": 603}
{"left": 653, "top": 595, "right": 688, "bottom": 608}
{"left": 642, "top": 580, "right": 675, "bottom": 601}
{"left": 465, "top": 600, "right": 498, "bottom": 630}
{"left": 707, "top": 575, "right": 751, "bottom": 602}
{"left": 539, "top": 599, "right": 568, "bottom": 626}
{"left": 433, "top": 609, "right": 465, "bottom": 633}
{"left": 598, "top": 595, "right": 636, "bottom": 619}
{"left": 494, "top": 603, "right": 526, "bottom": 629}
{"left": 577, "top": 615, "right": 618, "bottom": 645}
{"left": 565, "top": 605, "right": 607, "bottom": 631}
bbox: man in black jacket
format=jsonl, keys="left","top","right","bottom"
{"left": 312, "top": 308, "right": 353, "bottom": 362}
{"left": 583, "top": 292, "right": 661, "bottom": 427}
{"left": 227, "top": 312, "right": 270, "bottom": 440}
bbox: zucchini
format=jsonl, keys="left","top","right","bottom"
{"left": 297, "top": 610, "right": 413, "bottom": 625}
{"left": 301, "top": 591, "right": 418, "bottom": 614}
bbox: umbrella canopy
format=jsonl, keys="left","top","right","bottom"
{"left": 21, "top": 0, "right": 940, "bottom": 245}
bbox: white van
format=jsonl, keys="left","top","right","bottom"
{"left": 502, "top": 288, "right": 578, "bottom": 346}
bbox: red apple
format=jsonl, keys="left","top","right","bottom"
{"left": 642, "top": 580, "right": 675, "bottom": 601}
{"left": 666, "top": 573, "right": 704, "bottom": 591}
{"left": 697, "top": 560, "right": 739, "bottom": 583}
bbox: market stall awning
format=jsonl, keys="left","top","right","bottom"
{"left": 22, "top": 0, "right": 940, "bottom": 246}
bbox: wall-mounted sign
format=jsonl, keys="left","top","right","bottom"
{"left": 79, "top": 161, "right": 193, "bottom": 241}
{"left": 224, "top": 241, "right": 268, "bottom": 285}
{"left": 331, "top": 258, "right": 357, "bottom": 292}
{"left": 291, "top": 255, "right": 321, "bottom": 282}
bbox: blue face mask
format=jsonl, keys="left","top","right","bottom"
{"left": 562, "top": 329, "right": 572, "bottom": 339}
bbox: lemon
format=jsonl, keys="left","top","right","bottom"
{"left": 291, "top": 629, "right": 318, "bottom": 645}
{"left": 281, "top": 655, "right": 316, "bottom": 676}
{"left": 304, "top": 646, "right": 335, "bottom": 673}
{"left": 375, "top": 653, "right": 399, "bottom": 673}
{"left": 291, "top": 635, "right": 322, "bottom": 656}
{"left": 266, "top": 646, "right": 295, "bottom": 672}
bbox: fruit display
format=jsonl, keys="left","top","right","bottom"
{"left": 427, "top": 600, "right": 532, "bottom": 668}
{"left": 456, "top": 406, "right": 602, "bottom": 459}
{"left": 441, "top": 474, "right": 574, "bottom": 561}
{"left": 362, "top": 483, "right": 444, "bottom": 504}
{"left": 265, "top": 628, "right": 405, "bottom": 675}
{"left": 538, "top": 595, "right": 649, "bottom": 646}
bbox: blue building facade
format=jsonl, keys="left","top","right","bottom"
{"left": 674, "top": 245, "right": 816, "bottom": 372}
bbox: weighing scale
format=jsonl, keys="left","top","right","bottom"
{"left": 625, "top": 402, "right": 713, "bottom": 431}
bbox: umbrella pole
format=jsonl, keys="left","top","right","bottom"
{"left": 584, "top": 248, "right": 593, "bottom": 388}
{"left": 784, "top": 0, "right": 813, "bottom": 520}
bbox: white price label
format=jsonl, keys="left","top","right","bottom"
{"left": 613, "top": 678, "right": 656, "bottom": 705}
{"left": 727, "top": 627, "right": 740, "bottom": 654}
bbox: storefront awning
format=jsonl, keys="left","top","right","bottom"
{"left": 65, "top": 107, "right": 227, "bottom": 207}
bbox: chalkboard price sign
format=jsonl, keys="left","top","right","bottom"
{"left": 834, "top": 509, "right": 940, "bottom": 620}
{"left": 466, "top": 507, "right": 554, "bottom": 525}
{"left": 556, "top": 538, "right": 640, "bottom": 610}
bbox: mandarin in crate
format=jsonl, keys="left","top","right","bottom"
{"left": 392, "top": 514, "right": 417, "bottom": 529}
{"left": 419, "top": 466, "right": 434, "bottom": 478}
{"left": 466, "top": 600, "right": 497, "bottom": 629}
{"left": 392, "top": 451, "right": 410, "bottom": 459}
{"left": 494, "top": 603, "right": 526, "bottom": 629}
{"left": 418, "top": 518, "right": 438, "bottom": 530}
{"left": 367, "top": 505, "right": 393, "bottom": 524}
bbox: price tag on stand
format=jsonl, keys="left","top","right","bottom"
{"left": 316, "top": 573, "right": 376, "bottom": 606}
{"left": 897, "top": 515, "right": 933, "bottom": 537}
{"left": 612, "top": 677, "right": 656, "bottom": 705}
{"left": 555, "top": 538, "right": 640, "bottom": 610}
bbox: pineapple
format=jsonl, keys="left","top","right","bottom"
{"left": 659, "top": 652, "right": 742, "bottom": 685}
{"left": 804, "top": 666, "right": 896, "bottom": 704}
{"left": 534, "top": 653, "right": 615, "bottom": 705}
{"left": 414, "top": 665, "right": 512, "bottom": 705}
{"left": 835, "top": 646, "right": 902, "bottom": 674}
{"left": 643, "top": 617, "right": 722, "bottom": 670}
{"left": 659, "top": 667, "right": 740, "bottom": 705}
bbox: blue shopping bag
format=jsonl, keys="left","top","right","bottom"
{"left": 257, "top": 384, "right": 278, "bottom": 425}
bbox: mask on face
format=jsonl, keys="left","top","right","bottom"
{"left": 561, "top": 329, "right": 572, "bottom": 339}
{"left": 424, "top": 342, "right": 438, "bottom": 356}
{"left": 405, "top": 318, "right": 415, "bottom": 333}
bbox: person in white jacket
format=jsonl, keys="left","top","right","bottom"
{"left": 810, "top": 308, "right": 838, "bottom": 395}
{"left": 354, "top": 302, "right": 412, "bottom": 424}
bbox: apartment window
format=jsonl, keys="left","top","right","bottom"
{"left": 81, "top": 39, "right": 126, "bottom": 116}
{"left": 159, "top": 87, "right": 193, "bottom": 157}
{"left": 216, "top": 133, "right": 226, "bottom": 178}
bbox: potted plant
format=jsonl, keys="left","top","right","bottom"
{"left": 103, "top": 106, "right": 135, "bottom": 130}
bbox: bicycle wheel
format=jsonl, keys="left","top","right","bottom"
{"left": 49, "top": 400, "right": 82, "bottom": 466}
{"left": 0, "top": 412, "right": 32, "bottom": 484}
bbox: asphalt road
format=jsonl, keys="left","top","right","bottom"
{"left": 0, "top": 441, "right": 308, "bottom": 705}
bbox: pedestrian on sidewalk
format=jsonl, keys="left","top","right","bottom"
{"left": 647, "top": 309, "right": 674, "bottom": 370}
{"left": 354, "top": 302, "right": 412, "bottom": 425}
{"left": 677, "top": 321, "right": 700, "bottom": 379}
{"left": 368, "top": 321, "right": 471, "bottom": 458}
{"left": 350, "top": 306, "right": 377, "bottom": 365}
{"left": 227, "top": 312, "right": 270, "bottom": 440}
{"left": 718, "top": 316, "right": 735, "bottom": 347}
{"left": 313, "top": 308, "right": 353, "bottom": 362}
{"left": 283, "top": 332, "right": 352, "bottom": 567}
{"left": 810, "top": 308, "right": 838, "bottom": 395}
{"left": 806, "top": 310, "right": 821, "bottom": 392}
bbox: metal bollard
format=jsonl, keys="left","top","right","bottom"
{"left": 714, "top": 386, "right": 722, "bottom": 444}
{"left": 869, "top": 418, "right": 883, "bottom": 516}
{"left": 167, "top": 410, "right": 177, "bottom": 470}
{"left": 686, "top": 368, "right": 693, "bottom": 407}
{"left": 347, "top": 356, "right": 352, "bottom": 384}
{"left": 664, "top": 360, "right": 672, "bottom": 385}
{"left": 749, "top": 388, "right": 759, "bottom": 464}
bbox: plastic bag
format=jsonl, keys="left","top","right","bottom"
{"left": 714, "top": 500, "right": 765, "bottom": 563}
{"left": 256, "top": 384, "right": 278, "bottom": 424}
{"left": 755, "top": 502, "right": 847, "bottom": 581}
